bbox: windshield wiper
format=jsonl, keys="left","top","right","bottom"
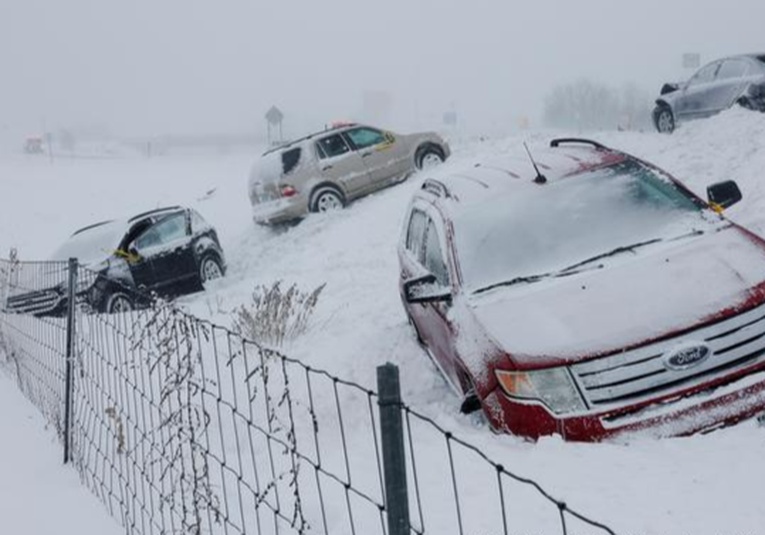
{"left": 473, "top": 274, "right": 549, "bottom": 295}
{"left": 560, "top": 230, "right": 706, "bottom": 274}
{"left": 473, "top": 238, "right": 665, "bottom": 296}
{"left": 559, "top": 237, "right": 663, "bottom": 274}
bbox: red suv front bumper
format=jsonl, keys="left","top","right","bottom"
{"left": 483, "top": 364, "right": 765, "bottom": 441}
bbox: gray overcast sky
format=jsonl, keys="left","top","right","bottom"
{"left": 1, "top": 0, "right": 764, "bottom": 139}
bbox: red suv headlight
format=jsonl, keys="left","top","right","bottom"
{"left": 496, "top": 368, "right": 586, "bottom": 415}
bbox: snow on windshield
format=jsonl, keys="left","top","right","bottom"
{"left": 50, "top": 221, "right": 125, "bottom": 265}
{"left": 454, "top": 160, "right": 710, "bottom": 293}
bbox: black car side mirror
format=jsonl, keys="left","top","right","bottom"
{"left": 404, "top": 273, "right": 452, "bottom": 304}
{"left": 707, "top": 180, "right": 742, "bottom": 211}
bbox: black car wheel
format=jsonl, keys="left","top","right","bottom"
{"left": 654, "top": 105, "right": 675, "bottom": 134}
{"left": 416, "top": 146, "right": 445, "bottom": 170}
{"left": 105, "top": 292, "right": 134, "bottom": 314}
{"left": 199, "top": 254, "right": 224, "bottom": 285}
{"left": 310, "top": 186, "right": 345, "bottom": 213}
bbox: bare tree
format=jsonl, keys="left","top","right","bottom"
{"left": 544, "top": 79, "right": 652, "bottom": 131}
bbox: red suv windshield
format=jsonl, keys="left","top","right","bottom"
{"left": 454, "top": 159, "right": 712, "bottom": 294}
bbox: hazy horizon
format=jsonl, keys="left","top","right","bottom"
{"left": 2, "top": 0, "right": 763, "bottom": 143}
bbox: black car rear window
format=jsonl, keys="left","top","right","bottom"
{"left": 281, "top": 147, "right": 301, "bottom": 175}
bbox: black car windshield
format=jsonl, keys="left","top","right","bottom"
{"left": 454, "top": 159, "right": 712, "bottom": 294}
{"left": 50, "top": 220, "right": 126, "bottom": 264}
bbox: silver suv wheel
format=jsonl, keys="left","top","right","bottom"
{"left": 311, "top": 188, "right": 344, "bottom": 213}
{"left": 420, "top": 152, "right": 444, "bottom": 169}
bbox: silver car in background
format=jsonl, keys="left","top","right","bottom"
{"left": 248, "top": 123, "right": 450, "bottom": 224}
{"left": 653, "top": 53, "right": 765, "bottom": 133}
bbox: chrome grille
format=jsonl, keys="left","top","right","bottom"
{"left": 4, "top": 290, "right": 63, "bottom": 315}
{"left": 571, "top": 303, "right": 765, "bottom": 408}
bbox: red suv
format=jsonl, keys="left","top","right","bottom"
{"left": 399, "top": 138, "right": 765, "bottom": 441}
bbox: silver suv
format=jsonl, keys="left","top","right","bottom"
{"left": 248, "top": 123, "right": 450, "bottom": 224}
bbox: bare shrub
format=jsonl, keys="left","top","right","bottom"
{"left": 231, "top": 281, "right": 326, "bottom": 347}
{"left": 543, "top": 79, "right": 653, "bottom": 131}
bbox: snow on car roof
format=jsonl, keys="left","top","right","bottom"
{"left": 127, "top": 205, "right": 183, "bottom": 223}
{"left": 53, "top": 207, "right": 187, "bottom": 264}
{"left": 421, "top": 144, "right": 626, "bottom": 210}
{"left": 52, "top": 219, "right": 127, "bottom": 263}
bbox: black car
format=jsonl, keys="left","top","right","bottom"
{"left": 4, "top": 206, "right": 226, "bottom": 315}
{"left": 653, "top": 53, "right": 765, "bottom": 133}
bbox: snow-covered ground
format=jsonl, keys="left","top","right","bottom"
{"left": 2, "top": 109, "right": 765, "bottom": 533}
{"left": 0, "top": 372, "right": 123, "bottom": 535}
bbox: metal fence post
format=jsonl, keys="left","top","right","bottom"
{"left": 63, "top": 257, "right": 77, "bottom": 464}
{"left": 377, "top": 363, "right": 410, "bottom": 535}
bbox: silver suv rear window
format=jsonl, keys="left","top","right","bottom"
{"left": 281, "top": 147, "right": 301, "bottom": 175}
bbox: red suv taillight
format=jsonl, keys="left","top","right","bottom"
{"left": 280, "top": 185, "right": 298, "bottom": 198}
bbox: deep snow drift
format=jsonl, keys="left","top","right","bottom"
{"left": 2, "top": 109, "right": 765, "bottom": 533}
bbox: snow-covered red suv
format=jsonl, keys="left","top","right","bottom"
{"left": 399, "top": 138, "right": 765, "bottom": 441}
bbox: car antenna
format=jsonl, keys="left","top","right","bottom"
{"left": 523, "top": 142, "right": 547, "bottom": 184}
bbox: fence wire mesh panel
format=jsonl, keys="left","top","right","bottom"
{"left": 400, "top": 407, "right": 616, "bottom": 535}
{"left": 0, "top": 258, "right": 618, "bottom": 535}
{"left": 0, "top": 259, "right": 70, "bottom": 435}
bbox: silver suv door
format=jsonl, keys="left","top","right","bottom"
{"left": 344, "top": 127, "right": 410, "bottom": 186}
{"left": 315, "top": 133, "right": 371, "bottom": 197}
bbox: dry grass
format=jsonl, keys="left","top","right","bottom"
{"left": 231, "top": 281, "right": 326, "bottom": 347}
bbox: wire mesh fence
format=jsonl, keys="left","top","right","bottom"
{"left": 0, "top": 257, "right": 69, "bottom": 435}
{"left": 0, "top": 257, "right": 618, "bottom": 535}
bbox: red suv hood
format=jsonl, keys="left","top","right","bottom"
{"left": 468, "top": 225, "right": 765, "bottom": 368}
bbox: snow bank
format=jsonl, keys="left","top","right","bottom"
{"left": 0, "top": 373, "right": 123, "bottom": 535}
{"left": 3, "top": 111, "right": 765, "bottom": 533}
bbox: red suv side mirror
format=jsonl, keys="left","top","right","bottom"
{"left": 707, "top": 180, "right": 742, "bottom": 210}
{"left": 403, "top": 274, "right": 452, "bottom": 304}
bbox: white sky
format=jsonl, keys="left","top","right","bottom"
{"left": 1, "top": 0, "right": 763, "bottom": 139}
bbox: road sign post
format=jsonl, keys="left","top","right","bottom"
{"left": 265, "top": 106, "right": 285, "bottom": 145}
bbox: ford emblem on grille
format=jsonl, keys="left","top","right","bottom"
{"left": 663, "top": 344, "right": 712, "bottom": 371}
